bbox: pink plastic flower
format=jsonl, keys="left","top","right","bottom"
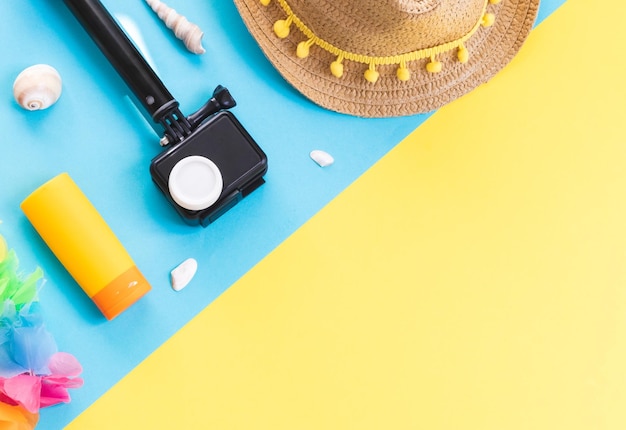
{"left": 0, "top": 352, "right": 83, "bottom": 414}
{"left": 0, "top": 239, "right": 83, "bottom": 417}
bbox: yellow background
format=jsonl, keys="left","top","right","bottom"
{"left": 69, "top": 0, "right": 626, "bottom": 428}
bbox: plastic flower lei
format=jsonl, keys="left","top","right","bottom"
{"left": 0, "top": 232, "right": 83, "bottom": 429}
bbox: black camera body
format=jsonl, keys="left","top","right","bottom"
{"left": 150, "top": 110, "right": 267, "bottom": 226}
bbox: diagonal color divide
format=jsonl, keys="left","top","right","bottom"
{"left": 70, "top": 0, "right": 626, "bottom": 427}
{"left": 65, "top": 0, "right": 626, "bottom": 429}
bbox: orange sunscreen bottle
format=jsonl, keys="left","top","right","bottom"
{"left": 21, "top": 173, "right": 151, "bottom": 320}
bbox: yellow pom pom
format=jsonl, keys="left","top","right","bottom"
{"left": 273, "top": 19, "right": 290, "bottom": 38}
{"left": 481, "top": 13, "right": 495, "bottom": 27}
{"left": 364, "top": 68, "right": 379, "bottom": 83}
{"left": 260, "top": 0, "right": 271, "bottom": 5}
{"left": 426, "top": 60, "right": 442, "bottom": 73}
{"left": 330, "top": 61, "right": 344, "bottom": 78}
{"left": 457, "top": 46, "right": 469, "bottom": 63}
{"left": 396, "top": 66, "right": 410, "bottom": 81}
{"left": 489, "top": 0, "right": 502, "bottom": 4}
{"left": 296, "top": 41, "right": 310, "bottom": 58}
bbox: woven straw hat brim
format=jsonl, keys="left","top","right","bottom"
{"left": 233, "top": 0, "right": 540, "bottom": 118}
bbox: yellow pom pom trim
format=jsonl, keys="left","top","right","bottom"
{"left": 481, "top": 12, "right": 495, "bottom": 27}
{"left": 457, "top": 44, "right": 469, "bottom": 63}
{"left": 364, "top": 64, "right": 379, "bottom": 83}
{"left": 396, "top": 59, "right": 410, "bottom": 81}
{"left": 330, "top": 56, "right": 344, "bottom": 78}
{"left": 426, "top": 57, "right": 442, "bottom": 74}
{"left": 270, "top": 0, "right": 496, "bottom": 83}
{"left": 273, "top": 17, "right": 292, "bottom": 39}
{"left": 297, "top": 39, "right": 314, "bottom": 58}
{"left": 397, "top": 66, "right": 410, "bottom": 82}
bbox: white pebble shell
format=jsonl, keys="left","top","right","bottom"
{"left": 13, "top": 64, "right": 62, "bottom": 111}
{"left": 170, "top": 257, "right": 198, "bottom": 291}
{"left": 310, "top": 150, "right": 334, "bottom": 167}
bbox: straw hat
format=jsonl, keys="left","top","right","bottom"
{"left": 233, "top": 0, "right": 540, "bottom": 117}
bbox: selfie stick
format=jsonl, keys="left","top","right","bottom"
{"left": 61, "top": 0, "right": 267, "bottom": 227}
{"left": 62, "top": 0, "right": 235, "bottom": 144}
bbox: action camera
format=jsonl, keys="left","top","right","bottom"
{"left": 150, "top": 110, "right": 267, "bottom": 226}
{"left": 64, "top": 0, "right": 268, "bottom": 226}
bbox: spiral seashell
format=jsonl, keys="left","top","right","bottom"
{"left": 145, "top": 0, "right": 205, "bottom": 55}
{"left": 13, "top": 64, "right": 62, "bottom": 111}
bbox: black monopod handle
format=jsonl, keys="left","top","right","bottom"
{"left": 63, "top": 0, "right": 184, "bottom": 132}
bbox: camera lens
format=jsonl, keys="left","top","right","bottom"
{"left": 168, "top": 156, "right": 223, "bottom": 211}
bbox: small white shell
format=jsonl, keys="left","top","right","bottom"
{"left": 145, "top": 0, "right": 205, "bottom": 55}
{"left": 310, "top": 149, "right": 334, "bottom": 167}
{"left": 170, "top": 257, "right": 198, "bottom": 291}
{"left": 13, "top": 64, "right": 62, "bottom": 111}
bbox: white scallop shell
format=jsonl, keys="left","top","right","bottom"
{"left": 310, "top": 149, "right": 334, "bottom": 167}
{"left": 145, "top": 0, "right": 205, "bottom": 55}
{"left": 13, "top": 64, "right": 62, "bottom": 111}
{"left": 170, "top": 257, "right": 198, "bottom": 291}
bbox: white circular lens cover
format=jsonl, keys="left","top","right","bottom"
{"left": 168, "top": 156, "right": 223, "bottom": 211}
